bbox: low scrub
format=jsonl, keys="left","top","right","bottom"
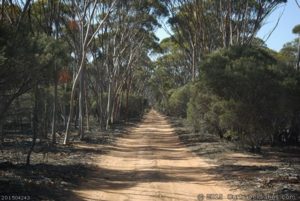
{"left": 188, "top": 46, "right": 300, "bottom": 151}
{"left": 167, "top": 84, "right": 191, "bottom": 117}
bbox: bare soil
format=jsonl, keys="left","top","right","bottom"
{"left": 69, "top": 110, "right": 241, "bottom": 201}
{"left": 1, "top": 110, "right": 299, "bottom": 201}
{"left": 0, "top": 121, "right": 127, "bottom": 200}
{"left": 171, "top": 116, "right": 300, "bottom": 201}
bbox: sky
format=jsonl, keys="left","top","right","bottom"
{"left": 155, "top": 1, "right": 300, "bottom": 52}
{"left": 257, "top": 0, "right": 300, "bottom": 51}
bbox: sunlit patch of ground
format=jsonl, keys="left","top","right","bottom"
{"left": 69, "top": 110, "right": 242, "bottom": 201}
{"left": 171, "top": 118, "right": 300, "bottom": 201}
{"left": 0, "top": 124, "right": 127, "bottom": 200}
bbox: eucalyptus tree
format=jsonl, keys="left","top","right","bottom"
{"left": 28, "top": 0, "right": 70, "bottom": 143}
{"left": 148, "top": 37, "right": 191, "bottom": 110}
{"left": 280, "top": 38, "right": 299, "bottom": 68}
{"left": 63, "top": 0, "right": 117, "bottom": 144}
{"left": 293, "top": 24, "right": 300, "bottom": 70}
{"left": 85, "top": 0, "right": 166, "bottom": 129}
{"left": 158, "top": 37, "right": 191, "bottom": 86}
{"left": 0, "top": 1, "right": 61, "bottom": 145}
{"left": 163, "top": 0, "right": 287, "bottom": 81}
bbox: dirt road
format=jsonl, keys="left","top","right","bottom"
{"left": 71, "top": 110, "right": 240, "bottom": 201}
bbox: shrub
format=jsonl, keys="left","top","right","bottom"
{"left": 188, "top": 46, "right": 300, "bottom": 150}
{"left": 120, "top": 94, "right": 148, "bottom": 119}
{"left": 167, "top": 84, "right": 191, "bottom": 117}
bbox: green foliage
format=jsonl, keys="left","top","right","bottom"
{"left": 279, "top": 38, "right": 299, "bottom": 66}
{"left": 167, "top": 84, "right": 190, "bottom": 117}
{"left": 0, "top": 23, "right": 69, "bottom": 127}
{"left": 148, "top": 65, "right": 176, "bottom": 111}
{"left": 188, "top": 46, "right": 300, "bottom": 150}
{"left": 292, "top": 24, "right": 300, "bottom": 34}
{"left": 0, "top": 25, "right": 67, "bottom": 89}
{"left": 90, "top": 93, "right": 148, "bottom": 121}
{"left": 187, "top": 82, "right": 230, "bottom": 137}
{"left": 149, "top": 37, "right": 193, "bottom": 112}
{"left": 223, "top": 130, "right": 239, "bottom": 141}
{"left": 187, "top": 83, "right": 217, "bottom": 133}
{"left": 120, "top": 95, "right": 148, "bottom": 119}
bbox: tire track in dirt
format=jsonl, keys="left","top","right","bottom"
{"left": 70, "top": 109, "right": 241, "bottom": 201}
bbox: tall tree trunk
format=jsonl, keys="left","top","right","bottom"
{"left": 110, "top": 95, "right": 117, "bottom": 124}
{"left": 26, "top": 85, "right": 39, "bottom": 166}
{"left": 74, "top": 101, "right": 79, "bottom": 129}
{"left": 125, "top": 76, "right": 132, "bottom": 122}
{"left": 51, "top": 16, "right": 59, "bottom": 142}
{"left": 51, "top": 78, "right": 57, "bottom": 144}
{"left": 112, "top": 94, "right": 120, "bottom": 123}
{"left": 79, "top": 68, "right": 84, "bottom": 140}
{"left": 99, "top": 88, "right": 104, "bottom": 128}
{"left": 125, "top": 87, "right": 129, "bottom": 122}
{"left": 85, "top": 80, "right": 90, "bottom": 131}
{"left": 96, "top": 97, "right": 102, "bottom": 127}
{"left": 43, "top": 100, "right": 48, "bottom": 139}
{"left": 192, "top": 45, "right": 196, "bottom": 81}
{"left": 64, "top": 50, "right": 86, "bottom": 145}
{"left": 116, "top": 93, "right": 122, "bottom": 121}
{"left": 106, "top": 80, "right": 112, "bottom": 130}
{"left": 229, "top": 1, "right": 233, "bottom": 46}
{"left": 63, "top": 83, "right": 67, "bottom": 128}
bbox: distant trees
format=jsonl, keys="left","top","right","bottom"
{"left": 280, "top": 38, "right": 299, "bottom": 67}
{"left": 151, "top": 0, "right": 288, "bottom": 115}
{"left": 162, "top": 0, "right": 287, "bottom": 81}
{"left": 154, "top": 43, "right": 300, "bottom": 151}
{"left": 292, "top": 24, "right": 300, "bottom": 70}
{"left": 0, "top": 0, "right": 297, "bottom": 163}
{"left": 150, "top": 0, "right": 300, "bottom": 151}
{"left": 84, "top": 0, "right": 166, "bottom": 132}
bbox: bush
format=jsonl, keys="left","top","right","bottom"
{"left": 188, "top": 46, "right": 300, "bottom": 150}
{"left": 120, "top": 94, "right": 148, "bottom": 119}
{"left": 167, "top": 84, "right": 191, "bottom": 117}
{"left": 187, "top": 83, "right": 218, "bottom": 133}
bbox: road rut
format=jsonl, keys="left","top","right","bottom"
{"left": 71, "top": 110, "right": 240, "bottom": 201}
